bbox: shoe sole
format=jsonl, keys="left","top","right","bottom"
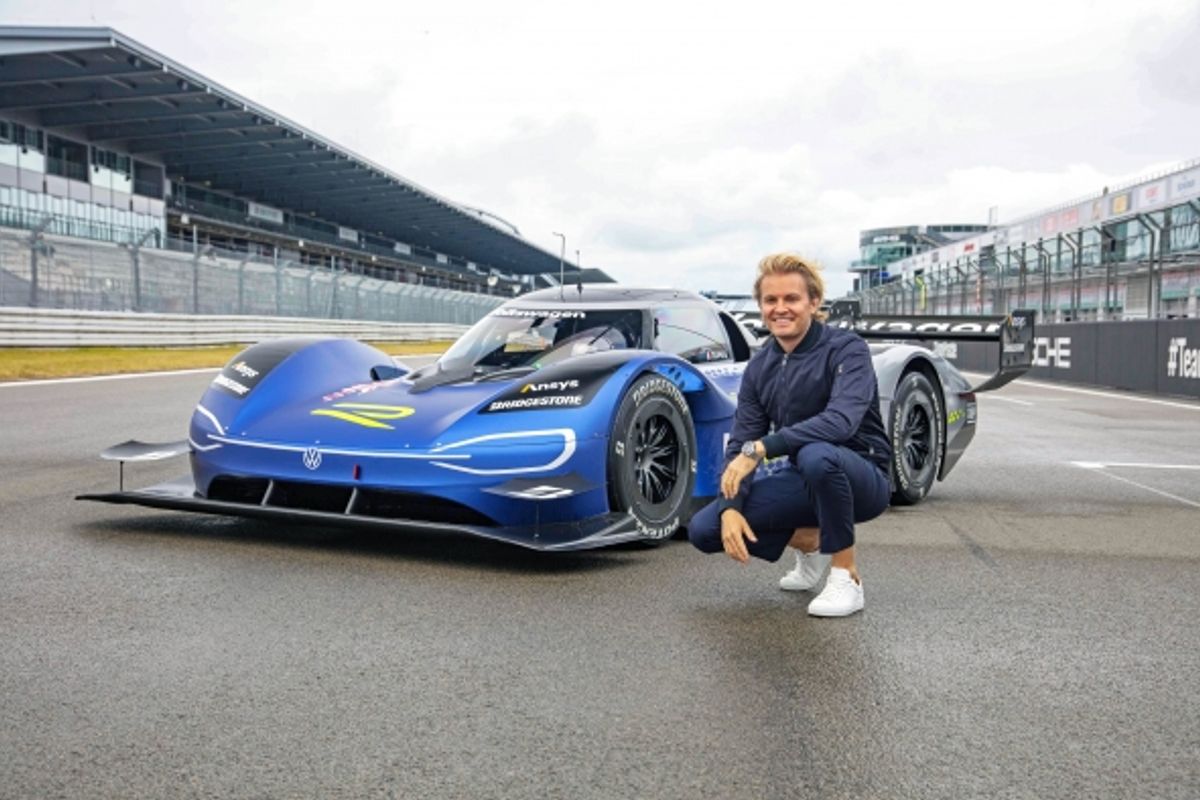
{"left": 807, "top": 602, "right": 864, "bottom": 618}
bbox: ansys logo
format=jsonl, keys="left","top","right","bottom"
{"left": 1166, "top": 338, "right": 1200, "bottom": 379}
{"left": 520, "top": 379, "right": 580, "bottom": 394}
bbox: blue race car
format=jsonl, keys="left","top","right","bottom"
{"left": 80, "top": 287, "right": 1032, "bottom": 550}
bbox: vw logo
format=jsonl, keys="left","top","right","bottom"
{"left": 302, "top": 447, "right": 322, "bottom": 471}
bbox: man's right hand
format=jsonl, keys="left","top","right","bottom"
{"left": 720, "top": 509, "right": 758, "bottom": 563}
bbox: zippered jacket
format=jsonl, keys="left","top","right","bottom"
{"left": 718, "top": 320, "right": 892, "bottom": 515}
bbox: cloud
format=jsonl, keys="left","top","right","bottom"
{"left": 3, "top": 0, "right": 1198, "bottom": 300}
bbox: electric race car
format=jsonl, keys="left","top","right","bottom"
{"left": 80, "top": 287, "right": 1033, "bottom": 551}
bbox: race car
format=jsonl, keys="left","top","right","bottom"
{"left": 79, "top": 286, "right": 1033, "bottom": 551}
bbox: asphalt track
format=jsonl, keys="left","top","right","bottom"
{"left": 2, "top": 360, "right": 1198, "bottom": 799}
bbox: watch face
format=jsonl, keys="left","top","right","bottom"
{"left": 742, "top": 441, "right": 757, "bottom": 457}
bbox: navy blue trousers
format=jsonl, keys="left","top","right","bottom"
{"left": 688, "top": 441, "right": 891, "bottom": 562}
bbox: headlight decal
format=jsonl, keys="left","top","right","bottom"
{"left": 430, "top": 428, "right": 577, "bottom": 476}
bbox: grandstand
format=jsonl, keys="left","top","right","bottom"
{"left": 0, "top": 25, "right": 610, "bottom": 321}
{"left": 851, "top": 160, "right": 1200, "bottom": 321}
{"left": 850, "top": 224, "right": 989, "bottom": 291}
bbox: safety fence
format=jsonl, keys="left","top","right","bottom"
{"left": 0, "top": 227, "right": 505, "bottom": 326}
{"left": 854, "top": 206, "right": 1200, "bottom": 322}
{"left": 0, "top": 307, "right": 467, "bottom": 347}
{"left": 940, "top": 318, "right": 1200, "bottom": 399}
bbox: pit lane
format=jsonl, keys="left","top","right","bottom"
{"left": 1, "top": 364, "right": 1197, "bottom": 799}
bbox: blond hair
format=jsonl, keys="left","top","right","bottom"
{"left": 753, "top": 252, "right": 826, "bottom": 321}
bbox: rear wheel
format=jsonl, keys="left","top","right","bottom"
{"left": 889, "top": 370, "right": 943, "bottom": 505}
{"left": 607, "top": 375, "right": 696, "bottom": 540}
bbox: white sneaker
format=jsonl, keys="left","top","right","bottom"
{"left": 807, "top": 567, "right": 864, "bottom": 617}
{"left": 779, "top": 550, "right": 831, "bottom": 592}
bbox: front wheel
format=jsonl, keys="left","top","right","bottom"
{"left": 607, "top": 375, "right": 696, "bottom": 540}
{"left": 889, "top": 370, "right": 944, "bottom": 505}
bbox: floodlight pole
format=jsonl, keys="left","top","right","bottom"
{"left": 127, "top": 227, "right": 158, "bottom": 312}
{"left": 27, "top": 214, "right": 54, "bottom": 308}
{"left": 552, "top": 232, "right": 566, "bottom": 288}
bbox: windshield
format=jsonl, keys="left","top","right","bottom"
{"left": 439, "top": 308, "right": 645, "bottom": 373}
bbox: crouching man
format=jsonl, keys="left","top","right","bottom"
{"left": 687, "top": 253, "right": 892, "bottom": 617}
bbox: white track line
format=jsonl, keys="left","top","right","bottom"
{"left": 1072, "top": 461, "right": 1200, "bottom": 471}
{"left": 985, "top": 395, "right": 1034, "bottom": 406}
{"left": 0, "top": 367, "right": 218, "bottom": 389}
{"left": 0, "top": 353, "right": 438, "bottom": 389}
{"left": 1071, "top": 462, "right": 1200, "bottom": 509}
{"left": 963, "top": 372, "right": 1200, "bottom": 411}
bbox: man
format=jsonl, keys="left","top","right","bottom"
{"left": 687, "top": 253, "right": 892, "bottom": 617}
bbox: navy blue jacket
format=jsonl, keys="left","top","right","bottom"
{"left": 719, "top": 320, "right": 891, "bottom": 514}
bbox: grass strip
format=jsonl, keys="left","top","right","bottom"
{"left": 0, "top": 341, "right": 451, "bottom": 381}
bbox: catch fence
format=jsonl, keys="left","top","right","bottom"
{"left": 0, "top": 226, "right": 504, "bottom": 327}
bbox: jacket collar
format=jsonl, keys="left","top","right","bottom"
{"left": 770, "top": 320, "right": 823, "bottom": 355}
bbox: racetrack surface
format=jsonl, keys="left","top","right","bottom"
{"left": 2, "top": 363, "right": 1198, "bottom": 799}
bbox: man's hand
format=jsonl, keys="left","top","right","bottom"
{"left": 720, "top": 454, "right": 759, "bottom": 500}
{"left": 720, "top": 509, "right": 757, "bottom": 563}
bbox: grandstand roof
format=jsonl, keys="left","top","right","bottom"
{"left": 0, "top": 25, "right": 595, "bottom": 278}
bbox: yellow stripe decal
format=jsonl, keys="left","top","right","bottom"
{"left": 310, "top": 403, "right": 416, "bottom": 429}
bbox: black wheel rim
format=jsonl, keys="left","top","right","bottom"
{"left": 902, "top": 401, "right": 933, "bottom": 475}
{"left": 634, "top": 413, "right": 680, "bottom": 505}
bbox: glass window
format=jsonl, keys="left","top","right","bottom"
{"left": 1169, "top": 203, "right": 1199, "bottom": 252}
{"left": 440, "top": 308, "right": 644, "bottom": 372}
{"left": 654, "top": 305, "right": 731, "bottom": 363}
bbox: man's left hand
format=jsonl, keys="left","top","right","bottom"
{"left": 720, "top": 454, "right": 759, "bottom": 500}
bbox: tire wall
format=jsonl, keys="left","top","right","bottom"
{"left": 931, "top": 318, "right": 1200, "bottom": 399}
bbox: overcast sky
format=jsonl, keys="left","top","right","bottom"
{"left": 3, "top": 0, "right": 1198, "bottom": 294}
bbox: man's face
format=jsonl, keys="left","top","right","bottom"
{"left": 758, "top": 273, "right": 821, "bottom": 342}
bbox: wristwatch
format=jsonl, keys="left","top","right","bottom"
{"left": 741, "top": 440, "right": 763, "bottom": 460}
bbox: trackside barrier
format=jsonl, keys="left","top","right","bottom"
{"left": 0, "top": 307, "right": 468, "bottom": 347}
{"left": 935, "top": 318, "right": 1200, "bottom": 399}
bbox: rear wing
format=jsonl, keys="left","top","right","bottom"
{"left": 826, "top": 300, "right": 1036, "bottom": 393}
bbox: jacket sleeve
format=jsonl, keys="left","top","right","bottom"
{"left": 717, "top": 358, "right": 771, "bottom": 516}
{"left": 760, "top": 336, "right": 877, "bottom": 459}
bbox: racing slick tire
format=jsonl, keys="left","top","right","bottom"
{"left": 607, "top": 374, "right": 697, "bottom": 541}
{"left": 889, "top": 370, "right": 944, "bottom": 506}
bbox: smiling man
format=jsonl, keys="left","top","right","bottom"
{"left": 686, "top": 253, "right": 892, "bottom": 617}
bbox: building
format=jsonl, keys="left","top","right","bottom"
{"left": 0, "top": 25, "right": 610, "bottom": 302}
{"left": 850, "top": 224, "right": 989, "bottom": 292}
{"left": 860, "top": 159, "right": 1200, "bottom": 321}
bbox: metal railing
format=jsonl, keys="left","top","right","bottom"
{"left": 0, "top": 225, "right": 505, "bottom": 328}
{"left": 0, "top": 306, "right": 465, "bottom": 347}
{"left": 852, "top": 208, "right": 1200, "bottom": 321}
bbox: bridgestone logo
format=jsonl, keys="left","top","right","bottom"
{"left": 632, "top": 377, "right": 686, "bottom": 410}
{"left": 487, "top": 394, "right": 583, "bottom": 411}
{"left": 213, "top": 374, "right": 250, "bottom": 396}
{"left": 636, "top": 515, "right": 680, "bottom": 539}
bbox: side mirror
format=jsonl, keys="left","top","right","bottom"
{"left": 370, "top": 364, "right": 408, "bottom": 381}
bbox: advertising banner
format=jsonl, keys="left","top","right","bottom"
{"left": 1158, "top": 318, "right": 1200, "bottom": 397}
{"left": 1027, "top": 323, "right": 1097, "bottom": 386}
{"left": 1138, "top": 181, "right": 1167, "bottom": 212}
{"left": 247, "top": 202, "right": 284, "bottom": 224}
{"left": 929, "top": 319, "right": 1200, "bottom": 399}
{"left": 1169, "top": 169, "right": 1200, "bottom": 202}
{"left": 1093, "top": 321, "right": 1156, "bottom": 390}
